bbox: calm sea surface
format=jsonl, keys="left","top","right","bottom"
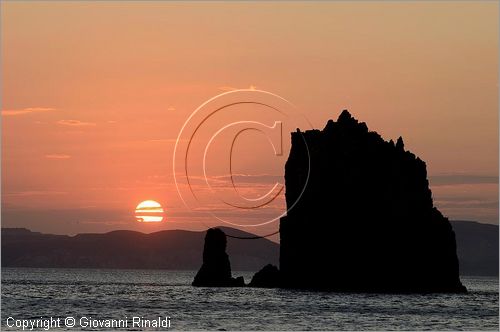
{"left": 1, "top": 268, "right": 498, "bottom": 330}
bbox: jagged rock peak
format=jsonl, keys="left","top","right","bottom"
{"left": 323, "top": 110, "right": 368, "bottom": 134}
{"left": 396, "top": 136, "right": 405, "bottom": 151}
{"left": 338, "top": 109, "right": 354, "bottom": 123}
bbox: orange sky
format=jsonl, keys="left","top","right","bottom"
{"left": 2, "top": 1, "right": 498, "bottom": 239}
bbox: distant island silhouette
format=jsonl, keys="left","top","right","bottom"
{"left": 1, "top": 220, "right": 497, "bottom": 276}
{"left": 1, "top": 227, "right": 278, "bottom": 271}
{"left": 194, "top": 111, "right": 471, "bottom": 292}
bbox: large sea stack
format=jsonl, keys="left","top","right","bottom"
{"left": 279, "top": 110, "right": 466, "bottom": 292}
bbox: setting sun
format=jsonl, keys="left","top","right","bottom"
{"left": 135, "top": 200, "right": 164, "bottom": 222}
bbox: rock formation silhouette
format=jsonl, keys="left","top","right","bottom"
{"left": 278, "top": 110, "right": 466, "bottom": 292}
{"left": 192, "top": 228, "right": 244, "bottom": 287}
{"left": 249, "top": 264, "right": 280, "bottom": 288}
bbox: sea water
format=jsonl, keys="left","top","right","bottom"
{"left": 1, "top": 268, "right": 498, "bottom": 330}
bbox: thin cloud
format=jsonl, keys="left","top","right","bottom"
{"left": 57, "top": 119, "right": 96, "bottom": 127}
{"left": 435, "top": 200, "right": 499, "bottom": 209}
{"left": 429, "top": 174, "right": 499, "bottom": 186}
{"left": 2, "top": 107, "right": 56, "bottom": 116}
{"left": 4, "top": 191, "right": 68, "bottom": 197}
{"left": 45, "top": 154, "right": 71, "bottom": 159}
{"left": 167, "top": 106, "right": 176, "bottom": 111}
{"left": 79, "top": 220, "right": 129, "bottom": 225}
{"left": 218, "top": 85, "right": 257, "bottom": 92}
{"left": 218, "top": 86, "right": 238, "bottom": 92}
{"left": 148, "top": 138, "right": 185, "bottom": 143}
{"left": 148, "top": 139, "right": 175, "bottom": 143}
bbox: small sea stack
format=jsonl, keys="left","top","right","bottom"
{"left": 249, "top": 264, "right": 280, "bottom": 288}
{"left": 192, "top": 228, "right": 244, "bottom": 287}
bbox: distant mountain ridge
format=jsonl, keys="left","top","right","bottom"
{"left": 1, "top": 227, "right": 278, "bottom": 272}
{"left": 1, "top": 221, "right": 497, "bottom": 276}
{"left": 452, "top": 220, "right": 498, "bottom": 276}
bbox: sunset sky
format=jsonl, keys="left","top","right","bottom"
{"left": 2, "top": 1, "right": 498, "bottom": 239}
